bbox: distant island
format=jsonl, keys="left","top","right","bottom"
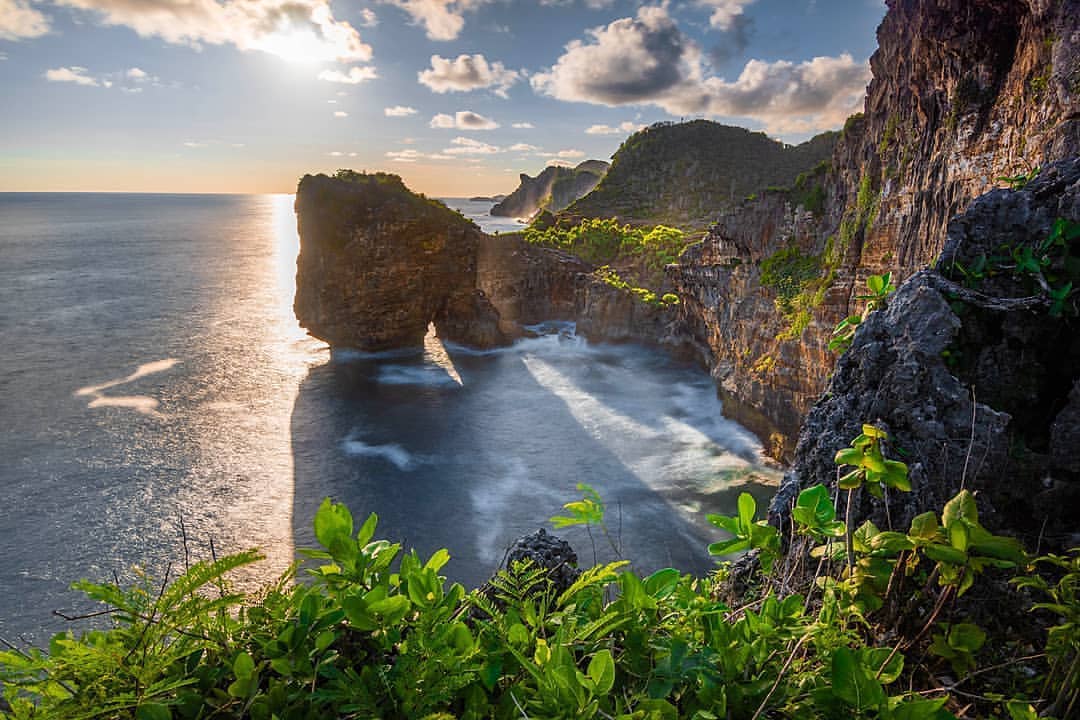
{"left": 469, "top": 194, "right": 506, "bottom": 202}
{"left": 491, "top": 160, "right": 609, "bottom": 219}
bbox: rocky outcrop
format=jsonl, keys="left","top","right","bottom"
{"left": 772, "top": 158, "right": 1080, "bottom": 542}
{"left": 671, "top": 0, "right": 1079, "bottom": 459}
{"left": 565, "top": 121, "right": 837, "bottom": 230}
{"left": 491, "top": 160, "right": 608, "bottom": 219}
{"left": 294, "top": 171, "right": 678, "bottom": 352}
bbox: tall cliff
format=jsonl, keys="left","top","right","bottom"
{"left": 672, "top": 0, "right": 1079, "bottom": 460}
{"left": 564, "top": 121, "right": 837, "bottom": 230}
{"left": 490, "top": 160, "right": 608, "bottom": 219}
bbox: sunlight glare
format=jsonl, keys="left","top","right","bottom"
{"left": 255, "top": 29, "right": 337, "bottom": 64}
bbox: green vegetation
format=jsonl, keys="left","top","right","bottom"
{"left": 829, "top": 272, "right": 896, "bottom": 353}
{"left": 758, "top": 245, "right": 831, "bottom": 340}
{"left": 945, "top": 218, "right": 1080, "bottom": 318}
{"left": 564, "top": 120, "right": 837, "bottom": 228}
{"left": 1, "top": 422, "right": 1073, "bottom": 719}
{"left": 998, "top": 166, "right": 1041, "bottom": 190}
{"left": 526, "top": 218, "right": 688, "bottom": 306}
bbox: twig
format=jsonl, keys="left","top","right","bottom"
{"left": 960, "top": 388, "right": 976, "bottom": 489}
{"left": 179, "top": 515, "right": 191, "bottom": 572}
{"left": 52, "top": 608, "right": 121, "bottom": 621}
{"left": 751, "top": 632, "right": 810, "bottom": 720}
{"left": 0, "top": 635, "right": 78, "bottom": 696}
{"left": 510, "top": 690, "right": 530, "bottom": 719}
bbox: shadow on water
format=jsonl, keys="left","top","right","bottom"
{"left": 290, "top": 332, "right": 779, "bottom": 589}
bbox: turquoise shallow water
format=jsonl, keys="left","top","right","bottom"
{"left": 0, "top": 193, "right": 778, "bottom": 643}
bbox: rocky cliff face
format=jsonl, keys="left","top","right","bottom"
{"left": 772, "top": 158, "right": 1079, "bottom": 543}
{"left": 491, "top": 160, "right": 608, "bottom": 219}
{"left": 294, "top": 172, "right": 677, "bottom": 352}
{"left": 671, "top": 0, "right": 1079, "bottom": 460}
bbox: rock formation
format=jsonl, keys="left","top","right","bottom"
{"left": 490, "top": 160, "right": 608, "bottom": 219}
{"left": 294, "top": 171, "right": 679, "bottom": 352}
{"left": 671, "top": 0, "right": 1079, "bottom": 459}
{"left": 772, "top": 158, "right": 1080, "bottom": 543}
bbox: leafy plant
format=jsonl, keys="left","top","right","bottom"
{"left": 706, "top": 493, "right": 780, "bottom": 573}
{"left": 998, "top": 166, "right": 1040, "bottom": 190}
{"left": 829, "top": 273, "right": 897, "bottom": 353}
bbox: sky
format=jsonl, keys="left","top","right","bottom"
{"left": 0, "top": 0, "right": 887, "bottom": 195}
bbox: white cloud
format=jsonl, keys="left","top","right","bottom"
{"left": 0, "top": 52, "right": 7, "bottom": 61}
{"left": 53, "top": 0, "right": 372, "bottom": 63}
{"left": 531, "top": 6, "right": 869, "bottom": 136}
{"left": 44, "top": 66, "right": 100, "bottom": 86}
{"left": 546, "top": 149, "right": 585, "bottom": 158}
{"left": 509, "top": 143, "right": 539, "bottom": 152}
{"left": 418, "top": 53, "right": 519, "bottom": 97}
{"left": 379, "top": 0, "right": 488, "bottom": 41}
{"left": 511, "top": 122, "right": 534, "bottom": 129}
{"left": 385, "top": 148, "right": 454, "bottom": 162}
{"left": 328, "top": 99, "right": 337, "bottom": 103}
{"left": 430, "top": 113, "right": 456, "bottom": 128}
{"left": 384, "top": 105, "right": 418, "bottom": 116}
{"left": 585, "top": 121, "right": 644, "bottom": 135}
{"left": 318, "top": 66, "right": 377, "bottom": 84}
{"left": 698, "top": 0, "right": 756, "bottom": 30}
{"left": 334, "top": 110, "right": 348, "bottom": 117}
{"left": 328, "top": 150, "right": 344, "bottom": 156}
{"left": 429, "top": 110, "right": 499, "bottom": 130}
{"left": 0, "top": 0, "right": 50, "bottom": 41}
{"left": 443, "top": 136, "right": 500, "bottom": 155}
{"left": 184, "top": 141, "right": 207, "bottom": 148}
{"left": 126, "top": 67, "right": 148, "bottom": 80}
{"left": 358, "top": 8, "right": 378, "bottom": 27}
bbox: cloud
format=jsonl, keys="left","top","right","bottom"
{"left": 44, "top": 66, "right": 100, "bottom": 86}
{"left": 53, "top": 0, "right": 372, "bottom": 63}
{"left": 443, "top": 136, "right": 500, "bottom": 155}
{"left": 531, "top": 6, "right": 869, "bottom": 135}
{"left": 511, "top": 122, "right": 534, "bottom": 129}
{"left": 547, "top": 149, "right": 585, "bottom": 158}
{"left": 0, "top": 0, "right": 50, "bottom": 40}
{"left": 318, "top": 66, "right": 378, "bottom": 84}
{"left": 509, "top": 143, "right": 539, "bottom": 152}
{"left": 429, "top": 110, "right": 499, "bottom": 130}
{"left": 384, "top": 105, "right": 418, "bottom": 116}
{"left": 379, "top": 0, "right": 487, "bottom": 41}
{"left": 328, "top": 150, "right": 344, "bottom": 156}
{"left": 385, "top": 149, "right": 454, "bottom": 162}
{"left": 0, "top": 52, "right": 7, "bottom": 61}
{"left": 358, "top": 8, "right": 378, "bottom": 27}
{"left": 184, "top": 141, "right": 207, "bottom": 148}
{"left": 698, "top": 0, "right": 755, "bottom": 30}
{"left": 334, "top": 110, "right": 348, "bottom": 117}
{"left": 585, "top": 121, "right": 644, "bottom": 135}
{"left": 418, "top": 53, "right": 519, "bottom": 97}
{"left": 126, "top": 67, "right": 148, "bottom": 80}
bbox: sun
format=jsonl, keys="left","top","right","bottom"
{"left": 255, "top": 28, "right": 338, "bottom": 65}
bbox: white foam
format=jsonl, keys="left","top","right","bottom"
{"left": 377, "top": 364, "right": 462, "bottom": 387}
{"left": 74, "top": 357, "right": 180, "bottom": 418}
{"left": 342, "top": 436, "right": 419, "bottom": 471}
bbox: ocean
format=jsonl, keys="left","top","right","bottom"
{"left": 0, "top": 193, "right": 778, "bottom": 643}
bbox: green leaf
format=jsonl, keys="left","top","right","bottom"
{"left": 834, "top": 447, "right": 863, "bottom": 467}
{"left": 136, "top": 704, "right": 172, "bottom": 720}
{"left": 924, "top": 543, "right": 968, "bottom": 566}
{"left": 859, "top": 647, "right": 903, "bottom": 684}
{"left": 737, "top": 493, "right": 756, "bottom": 531}
{"left": 356, "top": 512, "right": 378, "bottom": 546}
{"left": 644, "top": 568, "right": 681, "bottom": 598}
{"left": 947, "top": 623, "right": 986, "bottom": 653}
{"left": 943, "top": 490, "right": 978, "bottom": 527}
{"left": 425, "top": 548, "right": 451, "bottom": 572}
{"left": 314, "top": 498, "right": 354, "bottom": 549}
{"left": 867, "top": 274, "right": 885, "bottom": 296}
{"left": 862, "top": 424, "right": 887, "bottom": 439}
{"left": 908, "top": 512, "right": 939, "bottom": 540}
{"left": 831, "top": 647, "right": 886, "bottom": 710}
{"left": 587, "top": 649, "right": 615, "bottom": 695}
{"left": 233, "top": 651, "right": 255, "bottom": 681}
{"left": 838, "top": 468, "right": 864, "bottom": 490}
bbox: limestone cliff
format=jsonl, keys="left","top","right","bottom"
{"left": 772, "top": 158, "right": 1080, "bottom": 543}
{"left": 294, "top": 171, "right": 678, "bottom": 352}
{"left": 671, "top": 0, "right": 1079, "bottom": 459}
{"left": 490, "top": 160, "right": 608, "bottom": 219}
{"left": 564, "top": 121, "right": 837, "bottom": 230}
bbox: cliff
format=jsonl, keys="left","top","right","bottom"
{"left": 490, "top": 160, "right": 608, "bottom": 219}
{"left": 564, "top": 121, "right": 837, "bottom": 230}
{"left": 773, "top": 158, "right": 1080, "bottom": 542}
{"left": 294, "top": 171, "right": 678, "bottom": 352}
{"left": 671, "top": 0, "right": 1079, "bottom": 460}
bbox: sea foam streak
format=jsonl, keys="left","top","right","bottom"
{"left": 74, "top": 358, "right": 181, "bottom": 417}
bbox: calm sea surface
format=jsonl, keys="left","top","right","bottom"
{"left": 0, "top": 193, "right": 778, "bottom": 643}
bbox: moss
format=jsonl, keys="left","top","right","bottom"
{"left": 760, "top": 245, "right": 822, "bottom": 313}
{"left": 878, "top": 114, "right": 901, "bottom": 156}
